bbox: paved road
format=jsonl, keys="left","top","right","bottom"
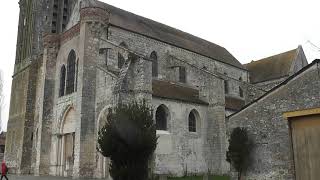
{"left": 5, "top": 175, "right": 101, "bottom": 180}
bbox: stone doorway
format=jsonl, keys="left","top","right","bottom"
{"left": 58, "top": 107, "right": 76, "bottom": 177}
{"left": 63, "top": 133, "right": 75, "bottom": 177}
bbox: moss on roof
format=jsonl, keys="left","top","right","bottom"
{"left": 244, "top": 48, "right": 298, "bottom": 83}
{"left": 152, "top": 80, "right": 208, "bottom": 105}
{"left": 225, "top": 96, "right": 245, "bottom": 111}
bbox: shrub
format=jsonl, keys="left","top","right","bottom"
{"left": 226, "top": 127, "right": 253, "bottom": 180}
{"left": 97, "top": 100, "right": 158, "bottom": 180}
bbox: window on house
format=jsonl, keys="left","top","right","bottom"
{"left": 59, "top": 65, "right": 66, "bottom": 97}
{"left": 150, "top": 51, "right": 158, "bottom": 77}
{"left": 188, "top": 111, "right": 197, "bottom": 132}
{"left": 156, "top": 105, "right": 168, "bottom": 131}
{"left": 66, "top": 50, "right": 76, "bottom": 94}
{"left": 179, "top": 67, "right": 186, "bottom": 83}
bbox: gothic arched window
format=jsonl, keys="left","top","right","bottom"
{"left": 59, "top": 65, "right": 66, "bottom": 97}
{"left": 118, "top": 42, "right": 128, "bottom": 69}
{"left": 75, "top": 59, "right": 79, "bottom": 92}
{"left": 150, "top": 51, "right": 158, "bottom": 77}
{"left": 188, "top": 110, "right": 197, "bottom": 132}
{"left": 156, "top": 105, "right": 169, "bottom": 131}
{"left": 66, "top": 50, "right": 76, "bottom": 95}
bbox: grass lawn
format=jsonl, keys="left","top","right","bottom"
{"left": 167, "top": 175, "right": 230, "bottom": 180}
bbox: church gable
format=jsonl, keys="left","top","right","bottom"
{"left": 245, "top": 47, "right": 299, "bottom": 84}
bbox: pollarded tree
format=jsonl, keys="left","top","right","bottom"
{"left": 226, "top": 127, "right": 253, "bottom": 180}
{"left": 97, "top": 100, "right": 158, "bottom": 180}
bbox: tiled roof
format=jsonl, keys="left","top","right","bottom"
{"left": 244, "top": 48, "right": 298, "bottom": 83}
{"left": 81, "top": 0, "right": 244, "bottom": 69}
{"left": 152, "top": 80, "right": 208, "bottom": 105}
{"left": 225, "top": 96, "right": 245, "bottom": 111}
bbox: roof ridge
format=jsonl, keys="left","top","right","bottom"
{"left": 246, "top": 47, "right": 298, "bottom": 65}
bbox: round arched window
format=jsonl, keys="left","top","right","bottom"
{"left": 156, "top": 105, "right": 169, "bottom": 131}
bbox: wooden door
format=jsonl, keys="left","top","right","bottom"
{"left": 64, "top": 133, "right": 75, "bottom": 176}
{"left": 291, "top": 114, "right": 320, "bottom": 180}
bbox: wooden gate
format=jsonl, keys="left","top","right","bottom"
{"left": 290, "top": 114, "right": 320, "bottom": 180}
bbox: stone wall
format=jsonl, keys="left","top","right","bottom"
{"left": 108, "top": 26, "right": 247, "bottom": 99}
{"left": 5, "top": 68, "right": 30, "bottom": 173}
{"left": 227, "top": 62, "right": 320, "bottom": 179}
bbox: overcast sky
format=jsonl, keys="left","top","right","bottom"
{"left": 0, "top": 0, "right": 319, "bottom": 131}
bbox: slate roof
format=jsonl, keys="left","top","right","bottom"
{"left": 81, "top": 0, "right": 244, "bottom": 69}
{"left": 225, "top": 96, "right": 245, "bottom": 111}
{"left": 244, "top": 48, "right": 298, "bottom": 83}
{"left": 152, "top": 80, "right": 208, "bottom": 105}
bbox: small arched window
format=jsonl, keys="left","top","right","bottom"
{"left": 59, "top": 65, "right": 66, "bottom": 97}
{"left": 239, "top": 87, "right": 244, "bottom": 97}
{"left": 118, "top": 42, "right": 128, "bottom": 69}
{"left": 156, "top": 105, "right": 168, "bottom": 131}
{"left": 188, "top": 111, "right": 197, "bottom": 132}
{"left": 66, "top": 50, "right": 76, "bottom": 95}
{"left": 150, "top": 51, "right": 158, "bottom": 77}
{"left": 239, "top": 77, "right": 243, "bottom": 81}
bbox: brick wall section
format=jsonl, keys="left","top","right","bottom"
{"left": 227, "top": 63, "right": 320, "bottom": 179}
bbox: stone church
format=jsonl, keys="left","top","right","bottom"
{"left": 5, "top": 0, "right": 312, "bottom": 179}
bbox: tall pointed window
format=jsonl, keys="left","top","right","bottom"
{"left": 150, "top": 51, "right": 158, "bottom": 77}
{"left": 188, "top": 111, "right": 197, "bottom": 132}
{"left": 59, "top": 65, "right": 66, "bottom": 97}
{"left": 66, "top": 50, "right": 76, "bottom": 94}
{"left": 75, "top": 59, "right": 79, "bottom": 92}
{"left": 118, "top": 42, "right": 128, "bottom": 69}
